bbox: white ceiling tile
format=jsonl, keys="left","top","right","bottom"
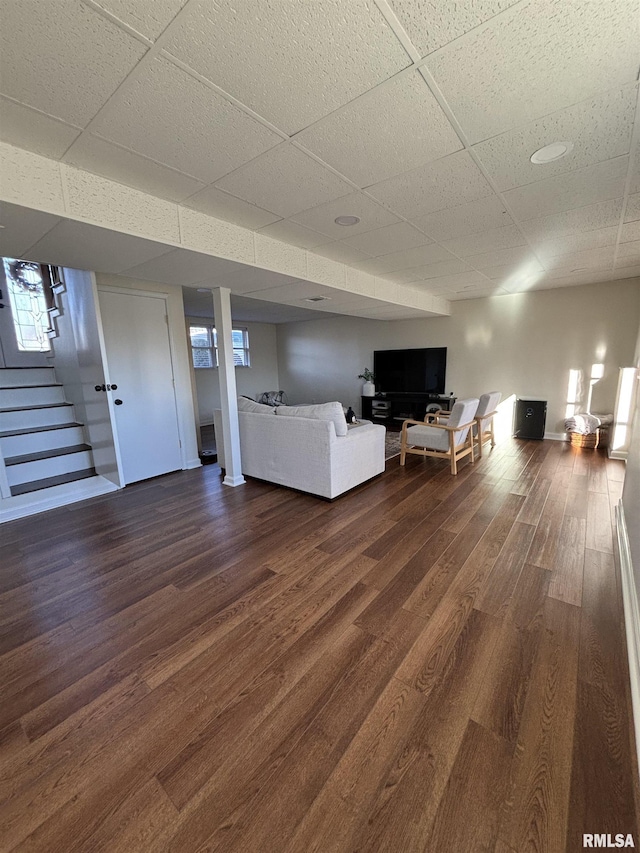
{"left": 538, "top": 268, "right": 615, "bottom": 287}
{"left": 426, "top": 0, "right": 640, "bottom": 143}
{"left": 219, "top": 268, "right": 303, "bottom": 295}
{"left": 617, "top": 240, "right": 640, "bottom": 260}
{"left": 215, "top": 144, "right": 353, "bottom": 219}
{"left": 629, "top": 137, "right": 640, "bottom": 195}
{"left": 521, "top": 198, "right": 624, "bottom": 241}
{"left": 294, "top": 70, "right": 462, "bottom": 187}
{"left": 367, "top": 150, "right": 494, "bottom": 218}
{"left": 162, "top": 0, "right": 411, "bottom": 135}
{"left": 182, "top": 186, "right": 281, "bottom": 230}
{"left": 620, "top": 221, "right": 640, "bottom": 243}
{"left": 341, "top": 221, "right": 431, "bottom": 257}
{"left": 0, "top": 202, "right": 61, "bottom": 257}
{"left": 441, "top": 224, "right": 527, "bottom": 257}
{"left": 410, "top": 194, "right": 513, "bottom": 242}
{"left": 0, "top": 97, "right": 81, "bottom": 160}
{"left": 91, "top": 57, "right": 282, "bottom": 184}
{"left": 391, "top": 259, "right": 473, "bottom": 283}
{"left": 481, "top": 259, "right": 545, "bottom": 284}
{"left": 503, "top": 157, "right": 629, "bottom": 221}
{"left": 64, "top": 167, "right": 180, "bottom": 242}
{"left": 351, "top": 242, "right": 455, "bottom": 275}
{"left": 254, "top": 233, "right": 308, "bottom": 279}
{"left": 290, "top": 191, "right": 400, "bottom": 239}
{"left": 625, "top": 194, "right": 640, "bottom": 223}
{"left": 311, "top": 242, "right": 372, "bottom": 264}
{"left": 89, "top": 0, "right": 189, "bottom": 41}
{"left": 410, "top": 270, "right": 489, "bottom": 290}
{"left": 467, "top": 247, "right": 540, "bottom": 270}
{"left": 0, "top": 0, "right": 148, "bottom": 127}
{"left": 257, "top": 220, "right": 332, "bottom": 250}
{"left": 542, "top": 245, "right": 615, "bottom": 271}
{"left": 530, "top": 226, "right": 619, "bottom": 259}
{"left": 179, "top": 208, "right": 255, "bottom": 264}
{"left": 307, "top": 253, "right": 346, "bottom": 287}
{"left": 611, "top": 265, "right": 640, "bottom": 278}
{"left": 389, "top": 0, "right": 522, "bottom": 57}
{"left": 63, "top": 133, "right": 205, "bottom": 202}
{"left": 25, "top": 220, "right": 173, "bottom": 272}
{"left": 122, "top": 247, "right": 246, "bottom": 284}
{"left": 473, "top": 87, "right": 636, "bottom": 191}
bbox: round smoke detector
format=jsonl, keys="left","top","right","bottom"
{"left": 530, "top": 141, "right": 574, "bottom": 164}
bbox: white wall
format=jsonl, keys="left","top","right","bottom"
{"left": 276, "top": 279, "right": 640, "bottom": 436}
{"left": 186, "top": 316, "right": 280, "bottom": 424}
{"left": 96, "top": 274, "right": 200, "bottom": 469}
{"left": 622, "top": 320, "right": 640, "bottom": 587}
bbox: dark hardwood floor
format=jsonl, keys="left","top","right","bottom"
{"left": 0, "top": 437, "right": 638, "bottom": 851}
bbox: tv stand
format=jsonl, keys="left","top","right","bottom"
{"left": 361, "top": 393, "right": 456, "bottom": 428}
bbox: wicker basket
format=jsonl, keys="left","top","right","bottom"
{"left": 569, "top": 431, "right": 599, "bottom": 449}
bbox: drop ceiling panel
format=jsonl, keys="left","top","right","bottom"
{"left": 294, "top": 70, "right": 462, "bottom": 187}
{"left": 182, "top": 186, "right": 281, "bottom": 230}
{"left": 411, "top": 195, "right": 514, "bottom": 242}
{"left": 90, "top": 0, "right": 189, "bottom": 41}
{"left": 625, "top": 194, "right": 640, "bottom": 222}
{"left": 90, "top": 57, "right": 282, "bottom": 184}
{"left": 352, "top": 242, "right": 455, "bottom": 275}
{"left": 425, "top": 0, "right": 640, "bottom": 143}
{"left": 161, "top": 0, "right": 411, "bottom": 135}
{"left": 122, "top": 247, "right": 247, "bottom": 284}
{"left": 473, "top": 87, "right": 636, "bottom": 191}
{"left": 482, "top": 259, "right": 544, "bottom": 283}
{"left": 530, "top": 227, "right": 619, "bottom": 259}
{"left": 389, "top": 0, "right": 522, "bottom": 58}
{"left": 542, "top": 245, "right": 616, "bottom": 271}
{"left": 521, "top": 199, "right": 625, "bottom": 241}
{"left": 218, "top": 268, "right": 304, "bottom": 295}
{"left": 0, "top": 0, "right": 148, "bottom": 127}
{"left": 257, "top": 220, "right": 332, "bottom": 250}
{"left": 410, "top": 270, "right": 488, "bottom": 291}
{"left": 367, "top": 150, "right": 494, "bottom": 219}
{"left": 621, "top": 221, "right": 640, "bottom": 243}
{"left": 64, "top": 134, "right": 205, "bottom": 203}
{"left": 340, "top": 221, "right": 432, "bottom": 257}
{"left": 503, "top": 157, "right": 629, "bottom": 221}
{"left": 290, "top": 191, "right": 401, "bottom": 239}
{"left": 465, "top": 247, "right": 540, "bottom": 271}
{"left": 25, "top": 220, "right": 174, "bottom": 272}
{"left": 0, "top": 98, "right": 81, "bottom": 160}
{"left": 441, "top": 224, "right": 527, "bottom": 257}
{"left": 311, "top": 242, "right": 372, "bottom": 264}
{"left": 0, "top": 203, "right": 61, "bottom": 258}
{"left": 391, "top": 259, "right": 473, "bottom": 283}
{"left": 617, "top": 240, "right": 640, "bottom": 262}
{"left": 215, "top": 144, "right": 353, "bottom": 219}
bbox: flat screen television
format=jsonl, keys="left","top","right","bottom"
{"left": 373, "top": 347, "right": 447, "bottom": 395}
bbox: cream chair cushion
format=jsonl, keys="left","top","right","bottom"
{"left": 405, "top": 397, "right": 480, "bottom": 450}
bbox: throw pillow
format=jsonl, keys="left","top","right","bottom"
{"left": 276, "top": 401, "right": 348, "bottom": 436}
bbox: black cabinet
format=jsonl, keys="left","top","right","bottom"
{"left": 514, "top": 398, "right": 547, "bottom": 439}
{"left": 361, "top": 394, "right": 456, "bottom": 427}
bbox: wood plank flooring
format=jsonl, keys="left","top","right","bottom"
{"left": 0, "top": 437, "right": 638, "bottom": 852}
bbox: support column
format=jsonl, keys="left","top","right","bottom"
{"left": 212, "top": 286, "right": 245, "bottom": 487}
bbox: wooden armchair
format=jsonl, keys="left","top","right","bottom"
{"left": 473, "top": 391, "right": 501, "bottom": 457}
{"left": 400, "top": 398, "right": 480, "bottom": 475}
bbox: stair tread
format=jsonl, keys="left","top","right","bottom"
{"left": 0, "top": 422, "right": 83, "bottom": 438}
{"left": 10, "top": 468, "right": 97, "bottom": 496}
{"left": 5, "top": 444, "right": 92, "bottom": 466}
{"left": 0, "top": 402, "right": 72, "bottom": 413}
{"left": 0, "top": 383, "right": 62, "bottom": 390}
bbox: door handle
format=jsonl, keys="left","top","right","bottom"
{"left": 107, "top": 383, "right": 118, "bottom": 391}
{"left": 114, "top": 399, "right": 123, "bottom": 405}
{"left": 95, "top": 384, "right": 106, "bottom": 392}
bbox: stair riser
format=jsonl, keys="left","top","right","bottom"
{"left": 7, "top": 451, "right": 94, "bottom": 486}
{"left": 1, "top": 406, "right": 75, "bottom": 431}
{"left": 0, "top": 386, "right": 65, "bottom": 408}
{"left": 0, "top": 425, "right": 86, "bottom": 457}
{"left": 0, "top": 368, "right": 56, "bottom": 387}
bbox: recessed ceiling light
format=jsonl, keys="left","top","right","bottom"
{"left": 304, "top": 296, "right": 331, "bottom": 302}
{"left": 334, "top": 215, "right": 360, "bottom": 226}
{"left": 530, "top": 141, "right": 574, "bottom": 164}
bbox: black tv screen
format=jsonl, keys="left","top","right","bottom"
{"left": 373, "top": 347, "right": 447, "bottom": 394}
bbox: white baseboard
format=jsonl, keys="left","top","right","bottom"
{"left": 616, "top": 501, "right": 640, "bottom": 774}
{"left": 544, "top": 432, "right": 566, "bottom": 441}
{"left": 0, "top": 475, "right": 119, "bottom": 523}
{"left": 185, "top": 458, "right": 203, "bottom": 469}
{"left": 610, "top": 449, "right": 629, "bottom": 460}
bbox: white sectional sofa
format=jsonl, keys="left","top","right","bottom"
{"left": 213, "top": 398, "right": 386, "bottom": 499}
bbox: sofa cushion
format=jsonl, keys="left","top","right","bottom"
{"left": 237, "top": 396, "right": 275, "bottom": 414}
{"left": 276, "top": 401, "right": 348, "bottom": 436}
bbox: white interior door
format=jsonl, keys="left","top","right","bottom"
{"left": 98, "top": 287, "right": 182, "bottom": 485}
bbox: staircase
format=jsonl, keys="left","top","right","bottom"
{"left": 0, "top": 367, "right": 96, "bottom": 496}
